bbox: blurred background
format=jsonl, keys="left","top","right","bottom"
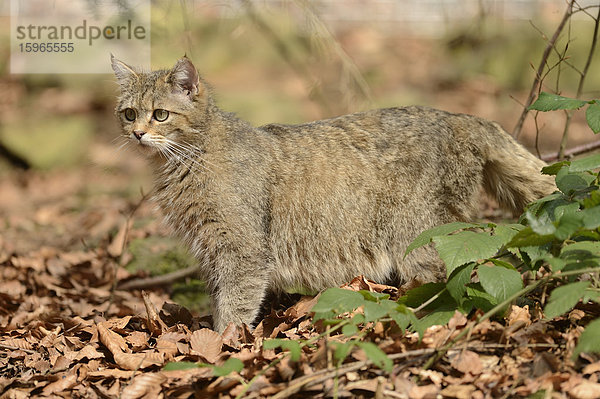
{"left": 1, "top": 0, "right": 599, "bottom": 310}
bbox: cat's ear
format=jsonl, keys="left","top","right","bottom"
{"left": 167, "top": 56, "right": 202, "bottom": 98}
{"left": 111, "top": 54, "right": 137, "bottom": 84}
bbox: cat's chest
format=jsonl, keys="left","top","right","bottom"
{"left": 152, "top": 166, "right": 215, "bottom": 241}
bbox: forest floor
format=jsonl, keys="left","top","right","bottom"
{"left": 1, "top": 149, "right": 600, "bottom": 399}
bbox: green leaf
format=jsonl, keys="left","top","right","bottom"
{"left": 446, "top": 263, "right": 476, "bottom": 303}
{"left": 466, "top": 283, "right": 497, "bottom": 312}
{"left": 405, "top": 222, "right": 480, "bottom": 256}
{"left": 544, "top": 281, "right": 590, "bottom": 319}
{"left": 433, "top": 231, "right": 505, "bottom": 276}
{"left": 333, "top": 341, "right": 355, "bottom": 365}
{"left": 412, "top": 307, "right": 457, "bottom": 337}
{"left": 526, "top": 211, "right": 556, "bottom": 235}
{"left": 163, "top": 361, "right": 200, "bottom": 371}
{"left": 311, "top": 288, "right": 365, "bottom": 316}
{"left": 554, "top": 212, "right": 583, "bottom": 241}
{"left": 401, "top": 282, "right": 446, "bottom": 308}
{"left": 342, "top": 323, "right": 359, "bottom": 336}
{"left": 478, "top": 264, "right": 523, "bottom": 303}
{"left": 570, "top": 153, "right": 600, "bottom": 172}
{"left": 556, "top": 167, "right": 592, "bottom": 195}
{"left": 507, "top": 226, "right": 555, "bottom": 248}
{"left": 541, "top": 161, "right": 570, "bottom": 176}
{"left": 363, "top": 301, "right": 389, "bottom": 323}
{"left": 573, "top": 318, "right": 600, "bottom": 359}
{"left": 582, "top": 206, "right": 600, "bottom": 229}
{"left": 553, "top": 202, "right": 580, "bottom": 221}
{"left": 586, "top": 101, "right": 600, "bottom": 133}
{"left": 355, "top": 342, "right": 393, "bottom": 372}
{"left": 352, "top": 313, "right": 365, "bottom": 325}
{"left": 546, "top": 256, "right": 567, "bottom": 272}
{"left": 528, "top": 92, "right": 587, "bottom": 111}
{"left": 494, "top": 224, "right": 525, "bottom": 244}
{"left": 358, "top": 290, "right": 390, "bottom": 302}
{"left": 263, "top": 339, "right": 302, "bottom": 362}
{"left": 560, "top": 241, "right": 600, "bottom": 256}
{"left": 212, "top": 358, "right": 244, "bottom": 376}
{"left": 384, "top": 303, "right": 412, "bottom": 331}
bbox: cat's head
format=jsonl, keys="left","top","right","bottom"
{"left": 111, "top": 55, "right": 211, "bottom": 159}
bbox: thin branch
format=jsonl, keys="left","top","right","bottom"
{"left": 541, "top": 139, "right": 600, "bottom": 162}
{"left": 558, "top": 3, "right": 600, "bottom": 159}
{"left": 117, "top": 263, "right": 202, "bottom": 290}
{"left": 513, "top": 1, "right": 574, "bottom": 139}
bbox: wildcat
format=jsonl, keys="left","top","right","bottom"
{"left": 111, "top": 56, "right": 555, "bottom": 332}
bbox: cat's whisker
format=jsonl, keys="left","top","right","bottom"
{"left": 157, "top": 138, "right": 205, "bottom": 171}
{"left": 160, "top": 145, "right": 203, "bottom": 181}
{"left": 169, "top": 139, "right": 222, "bottom": 172}
{"left": 161, "top": 138, "right": 215, "bottom": 174}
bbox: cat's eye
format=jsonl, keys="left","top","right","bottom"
{"left": 124, "top": 108, "right": 136, "bottom": 121}
{"left": 153, "top": 109, "right": 169, "bottom": 122}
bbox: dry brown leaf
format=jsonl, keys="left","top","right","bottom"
{"left": 409, "top": 384, "right": 440, "bottom": 399}
{"left": 107, "top": 219, "right": 132, "bottom": 258}
{"left": 416, "top": 369, "right": 444, "bottom": 386}
{"left": 450, "top": 350, "right": 482, "bottom": 375}
{"left": 448, "top": 311, "right": 468, "bottom": 329}
{"left": 569, "top": 381, "right": 600, "bottom": 399}
{"left": 221, "top": 322, "right": 241, "bottom": 349}
{"left": 113, "top": 351, "right": 164, "bottom": 370}
{"left": 120, "top": 372, "right": 166, "bottom": 399}
{"left": 155, "top": 336, "right": 179, "bottom": 359}
{"left": 440, "top": 384, "right": 476, "bottom": 399}
{"left": 507, "top": 305, "right": 531, "bottom": 327}
{"left": 97, "top": 322, "right": 129, "bottom": 355}
{"left": 190, "top": 328, "right": 223, "bottom": 363}
{"left": 142, "top": 290, "right": 168, "bottom": 335}
{"left": 104, "top": 316, "right": 133, "bottom": 331}
{"left": 0, "top": 338, "right": 33, "bottom": 350}
{"left": 126, "top": 331, "right": 150, "bottom": 350}
{"left": 583, "top": 362, "right": 600, "bottom": 375}
{"left": 41, "top": 371, "right": 78, "bottom": 395}
{"left": 73, "top": 344, "right": 105, "bottom": 361}
{"left": 0, "top": 280, "right": 26, "bottom": 297}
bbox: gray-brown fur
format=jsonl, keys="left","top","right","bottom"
{"left": 111, "top": 56, "right": 556, "bottom": 332}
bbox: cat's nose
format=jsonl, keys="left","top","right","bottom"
{"left": 133, "top": 130, "right": 146, "bottom": 140}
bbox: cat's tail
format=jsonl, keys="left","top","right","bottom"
{"left": 481, "top": 122, "right": 556, "bottom": 214}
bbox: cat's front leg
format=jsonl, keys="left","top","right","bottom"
{"left": 210, "top": 249, "right": 270, "bottom": 332}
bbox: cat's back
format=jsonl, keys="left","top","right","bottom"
{"left": 259, "top": 106, "right": 475, "bottom": 152}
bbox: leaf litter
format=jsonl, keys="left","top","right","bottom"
{"left": 1, "top": 168, "right": 599, "bottom": 398}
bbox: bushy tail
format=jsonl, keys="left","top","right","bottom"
{"left": 482, "top": 123, "right": 556, "bottom": 214}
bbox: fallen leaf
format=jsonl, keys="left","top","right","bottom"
{"left": 190, "top": 328, "right": 223, "bottom": 363}
{"left": 97, "top": 322, "right": 129, "bottom": 355}
{"left": 113, "top": 351, "right": 164, "bottom": 370}
{"left": 450, "top": 350, "right": 482, "bottom": 375}
{"left": 441, "top": 384, "right": 476, "bottom": 399}
{"left": 570, "top": 381, "right": 600, "bottom": 399}
{"left": 409, "top": 384, "right": 439, "bottom": 399}
{"left": 120, "top": 372, "right": 166, "bottom": 399}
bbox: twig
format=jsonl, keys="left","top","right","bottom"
{"left": 541, "top": 139, "right": 600, "bottom": 162}
{"left": 0, "top": 343, "right": 36, "bottom": 354}
{"left": 512, "top": 1, "right": 574, "bottom": 139}
{"left": 117, "top": 263, "right": 202, "bottom": 290}
{"left": 106, "top": 192, "right": 148, "bottom": 313}
{"left": 558, "top": 2, "right": 600, "bottom": 159}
